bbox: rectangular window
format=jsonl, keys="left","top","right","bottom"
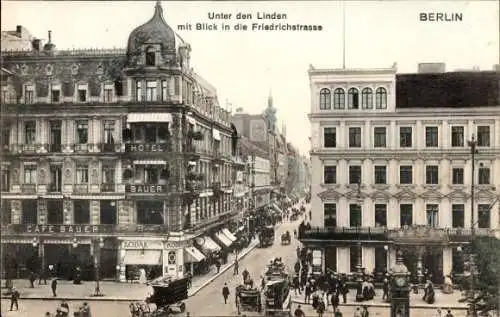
{"left": 374, "top": 166, "right": 387, "bottom": 184}
{"left": 478, "top": 204, "right": 490, "bottom": 228}
{"left": 324, "top": 203, "right": 337, "bottom": 227}
{"left": 161, "top": 79, "right": 168, "bottom": 101}
{"left": 24, "top": 165, "right": 37, "bottom": 184}
{"left": 103, "top": 121, "right": 115, "bottom": 144}
{"left": 78, "top": 89, "right": 87, "bottom": 102}
{"left": 373, "top": 127, "right": 386, "bottom": 148}
{"left": 24, "top": 85, "right": 34, "bottom": 104}
{"left": 478, "top": 167, "right": 490, "bottom": 185}
{"left": 146, "top": 80, "right": 157, "bottom": 102}
{"left": 452, "top": 168, "right": 464, "bottom": 185}
{"left": 2, "top": 169, "right": 10, "bottom": 191}
{"left": 375, "top": 204, "right": 387, "bottom": 227}
{"left": 74, "top": 200, "right": 90, "bottom": 224}
{"left": 76, "top": 164, "right": 89, "bottom": 184}
{"left": 1, "top": 128, "right": 9, "bottom": 149}
{"left": 103, "top": 87, "right": 113, "bottom": 103}
{"left": 76, "top": 120, "right": 88, "bottom": 144}
{"left": 400, "top": 204, "right": 413, "bottom": 227}
{"left": 399, "top": 165, "right": 413, "bottom": 184}
{"left": 477, "top": 126, "right": 490, "bottom": 147}
{"left": 452, "top": 204, "right": 464, "bottom": 228}
{"left": 24, "top": 121, "right": 36, "bottom": 145}
{"left": 399, "top": 127, "right": 412, "bottom": 147}
{"left": 51, "top": 89, "right": 60, "bottom": 103}
{"left": 349, "top": 127, "right": 362, "bottom": 148}
{"left": 50, "top": 166, "right": 62, "bottom": 192}
{"left": 49, "top": 121, "right": 62, "bottom": 152}
{"left": 21, "top": 200, "right": 37, "bottom": 224}
{"left": 451, "top": 126, "right": 464, "bottom": 147}
{"left": 426, "top": 204, "right": 439, "bottom": 228}
{"left": 350, "top": 247, "right": 361, "bottom": 273}
{"left": 323, "top": 166, "right": 336, "bottom": 184}
{"left": 324, "top": 128, "right": 336, "bottom": 148}
{"left": 425, "top": 165, "right": 439, "bottom": 184}
{"left": 136, "top": 80, "right": 143, "bottom": 101}
{"left": 349, "top": 204, "right": 362, "bottom": 227}
{"left": 425, "top": 126, "right": 439, "bottom": 147}
{"left": 102, "top": 165, "right": 115, "bottom": 184}
{"left": 349, "top": 165, "right": 361, "bottom": 184}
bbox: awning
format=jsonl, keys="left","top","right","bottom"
{"left": 123, "top": 250, "right": 162, "bottom": 265}
{"left": 272, "top": 204, "right": 283, "bottom": 213}
{"left": 212, "top": 128, "right": 221, "bottom": 141}
{"left": 186, "top": 116, "right": 196, "bottom": 125}
{"left": 195, "top": 236, "right": 221, "bottom": 252}
{"left": 222, "top": 228, "right": 237, "bottom": 242}
{"left": 184, "top": 246, "right": 206, "bottom": 263}
{"left": 215, "top": 231, "right": 233, "bottom": 248}
{"left": 133, "top": 160, "right": 167, "bottom": 165}
{"left": 127, "top": 113, "right": 172, "bottom": 123}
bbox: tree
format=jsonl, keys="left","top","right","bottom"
{"left": 470, "top": 236, "right": 500, "bottom": 315}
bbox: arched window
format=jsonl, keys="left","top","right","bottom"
{"left": 319, "top": 88, "right": 331, "bottom": 110}
{"left": 146, "top": 47, "right": 156, "bottom": 66}
{"left": 361, "top": 88, "right": 373, "bottom": 109}
{"left": 348, "top": 88, "right": 359, "bottom": 109}
{"left": 333, "top": 88, "right": 345, "bottom": 109}
{"left": 375, "top": 87, "right": 387, "bottom": 109}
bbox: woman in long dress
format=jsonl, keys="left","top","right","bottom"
{"left": 139, "top": 268, "right": 147, "bottom": 284}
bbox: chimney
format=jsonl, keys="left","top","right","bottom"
{"left": 418, "top": 63, "right": 446, "bottom": 73}
{"left": 16, "top": 25, "right": 22, "bottom": 37}
{"left": 32, "top": 38, "right": 41, "bottom": 51}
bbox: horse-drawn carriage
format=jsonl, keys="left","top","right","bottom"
{"left": 280, "top": 231, "right": 291, "bottom": 245}
{"left": 129, "top": 276, "right": 188, "bottom": 317}
{"left": 236, "top": 285, "right": 262, "bottom": 315}
{"left": 259, "top": 225, "right": 275, "bottom": 248}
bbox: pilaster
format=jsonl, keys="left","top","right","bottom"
{"left": 362, "top": 246, "right": 375, "bottom": 273}
{"left": 11, "top": 200, "right": 21, "bottom": 224}
{"left": 90, "top": 200, "right": 100, "bottom": 225}
{"left": 337, "top": 247, "right": 350, "bottom": 274}
{"left": 442, "top": 247, "right": 452, "bottom": 276}
{"left": 37, "top": 199, "right": 47, "bottom": 225}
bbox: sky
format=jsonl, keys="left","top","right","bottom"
{"left": 2, "top": 1, "right": 499, "bottom": 156}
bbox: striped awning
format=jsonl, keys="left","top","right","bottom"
{"left": 215, "top": 232, "right": 232, "bottom": 248}
{"left": 127, "top": 113, "right": 172, "bottom": 123}
{"left": 0, "top": 194, "right": 37, "bottom": 199}
{"left": 184, "top": 246, "right": 206, "bottom": 263}
{"left": 195, "top": 236, "right": 221, "bottom": 253}
{"left": 133, "top": 160, "right": 167, "bottom": 165}
{"left": 222, "top": 228, "right": 237, "bottom": 242}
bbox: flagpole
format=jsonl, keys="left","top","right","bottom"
{"left": 342, "top": 0, "right": 346, "bottom": 69}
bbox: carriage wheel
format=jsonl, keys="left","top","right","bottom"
{"left": 179, "top": 302, "right": 186, "bottom": 312}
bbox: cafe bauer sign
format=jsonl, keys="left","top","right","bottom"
{"left": 26, "top": 225, "right": 101, "bottom": 234}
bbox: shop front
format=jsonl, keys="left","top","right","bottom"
{"left": 183, "top": 245, "right": 206, "bottom": 275}
{"left": 194, "top": 236, "right": 221, "bottom": 267}
{"left": 118, "top": 238, "right": 163, "bottom": 282}
{"left": 214, "top": 230, "right": 233, "bottom": 250}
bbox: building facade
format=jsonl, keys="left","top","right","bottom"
{"left": 1, "top": 2, "right": 241, "bottom": 282}
{"left": 302, "top": 63, "right": 500, "bottom": 283}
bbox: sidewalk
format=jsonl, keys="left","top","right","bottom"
{"left": 0, "top": 239, "right": 259, "bottom": 302}
{"left": 290, "top": 287, "right": 469, "bottom": 310}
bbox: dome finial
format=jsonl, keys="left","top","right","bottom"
{"left": 154, "top": 1, "right": 163, "bottom": 17}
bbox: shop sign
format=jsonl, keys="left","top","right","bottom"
{"left": 26, "top": 225, "right": 99, "bottom": 234}
{"left": 122, "top": 240, "right": 163, "bottom": 250}
{"left": 125, "top": 144, "right": 166, "bottom": 152}
{"left": 126, "top": 185, "right": 165, "bottom": 193}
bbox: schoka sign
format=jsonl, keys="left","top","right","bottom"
{"left": 26, "top": 225, "right": 100, "bottom": 234}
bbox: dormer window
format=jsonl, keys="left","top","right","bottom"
{"left": 146, "top": 47, "right": 156, "bottom": 66}
{"left": 24, "top": 84, "right": 34, "bottom": 104}
{"left": 77, "top": 84, "right": 87, "bottom": 102}
{"left": 348, "top": 88, "right": 359, "bottom": 109}
{"left": 51, "top": 84, "right": 61, "bottom": 103}
{"left": 103, "top": 84, "right": 114, "bottom": 103}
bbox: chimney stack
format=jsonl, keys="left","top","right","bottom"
{"left": 16, "top": 25, "right": 22, "bottom": 37}
{"left": 32, "top": 39, "right": 41, "bottom": 51}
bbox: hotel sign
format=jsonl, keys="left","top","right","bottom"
{"left": 125, "top": 184, "right": 166, "bottom": 193}
{"left": 26, "top": 225, "right": 100, "bottom": 234}
{"left": 125, "top": 143, "right": 167, "bottom": 152}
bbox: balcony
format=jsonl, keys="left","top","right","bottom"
{"left": 100, "top": 143, "right": 120, "bottom": 153}
{"left": 49, "top": 184, "right": 62, "bottom": 193}
{"left": 211, "top": 152, "right": 224, "bottom": 164}
{"left": 74, "top": 184, "right": 89, "bottom": 193}
{"left": 100, "top": 183, "right": 116, "bottom": 192}
{"left": 49, "top": 143, "right": 62, "bottom": 153}
{"left": 125, "top": 183, "right": 168, "bottom": 194}
{"left": 211, "top": 181, "right": 223, "bottom": 197}
{"left": 299, "top": 226, "right": 388, "bottom": 241}
{"left": 1, "top": 224, "right": 169, "bottom": 236}
{"left": 185, "top": 144, "right": 201, "bottom": 161}
{"left": 73, "top": 143, "right": 90, "bottom": 153}
{"left": 21, "top": 184, "right": 36, "bottom": 193}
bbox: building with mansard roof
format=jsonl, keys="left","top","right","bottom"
{"left": 302, "top": 62, "right": 500, "bottom": 284}
{"left": 1, "top": 2, "right": 242, "bottom": 282}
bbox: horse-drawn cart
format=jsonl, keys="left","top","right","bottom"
{"left": 280, "top": 232, "right": 291, "bottom": 245}
{"left": 236, "top": 285, "right": 262, "bottom": 315}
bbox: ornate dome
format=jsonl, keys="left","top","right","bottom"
{"left": 126, "top": 1, "right": 184, "bottom": 65}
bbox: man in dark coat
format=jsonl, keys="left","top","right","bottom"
{"left": 9, "top": 287, "right": 20, "bottom": 311}
{"left": 51, "top": 277, "right": 58, "bottom": 297}
{"left": 29, "top": 271, "right": 36, "bottom": 288}
{"left": 222, "top": 283, "right": 230, "bottom": 304}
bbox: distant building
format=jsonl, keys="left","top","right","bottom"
{"left": 304, "top": 63, "right": 500, "bottom": 283}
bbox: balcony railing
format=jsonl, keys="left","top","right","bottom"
{"left": 300, "top": 226, "right": 388, "bottom": 241}
{"left": 20, "top": 184, "right": 36, "bottom": 193}
{"left": 49, "top": 184, "right": 62, "bottom": 193}
{"left": 101, "top": 183, "right": 115, "bottom": 192}
{"left": 74, "top": 184, "right": 89, "bottom": 193}
{"left": 100, "top": 143, "right": 120, "bottom": 153}
{"left": 1, "top": 224, "right": 170, "bottom": 236}
{"left": 125, "top": 183, "right": 168, "bottom": 193}
{"left": 49, "top": 143, "right": 62, "bottom": 153}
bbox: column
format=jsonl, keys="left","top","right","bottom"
{"left": 362, "top": 246, "right": 375, "bottom": 273}
{"left": 90, "top": 200, "right": 100, "bottom": 225}
{"left": 442, "top": 247, "right": 452, "bottom": 276}
{"left": 119, "top": 247, "right": 126, "bottom": 282}
{"left": 416, "top": 246, "right": 425, "bottom": 283}
{"left": 388, "top": 248, "right": 397, "bottom": 269}
{"left": 337, "top": 247, "right": 350, "bottom": 274}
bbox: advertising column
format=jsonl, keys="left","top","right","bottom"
{"left": 164, "top": 240, "right": 187, "bottom": 279}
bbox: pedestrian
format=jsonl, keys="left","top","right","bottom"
{"left": 39, "top": 267, "right": 47, "bottom": 285}
{"left": 216, "top": 258, "right": 221, "bottom": 273}
{"left": 79, "top": 302, "right": 92, "bottom": 317}
{"left": 361, "top": 305, "right": 369, "bottom": 317}
{"left": 186, "top": 271, "right": 192, "bottom": 289}
{"left": 9, "top": 286, "right": 20, "bottom": 311}
{"left": 29, "top": 271, "right": 36, "bottom": 288}
{"left": 444, "top": 309, "right": 453, "bottom": 317}
{"left": 294, "top": 304, "right": 305, "bottom": 317}
{"left": 304, "top": 283, "right": 312, "bottom": 304}
{"left": 340, "top": 280, "right": 348, "bottom": 304}
{"left": 382, "top": 278, "right": 389, "bottom": 300}
{"left": 222, "top": 283, "right": 230, "bottom": 304}
{"left": 331, "top": 291, "right": 340, "bottom": 313}
{"left": 60, "top": 300, "right": 69, "bottom": 312}
{"left": 354, "top": 306, "right": 363, "bottom": 317}
{"left": 317, "top": 298, "right": 326, "bottom": 317}
{"left": 51, "top": 277, "right": 58, "bottom": 297}
{"left": 233, "top": 259, "right": 239, "bottom": 275}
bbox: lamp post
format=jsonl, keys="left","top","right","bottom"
{"left": 92, "top": 237, "right": 104, "bottom": 297}
{"left": 467, "top": 134, "right": 478, "bottom": 317}
{"left": 384, "top": 244, "right": 390, "bottom": 273}
{"left": 355, "top": 180, "right": 364, "bottom": 284}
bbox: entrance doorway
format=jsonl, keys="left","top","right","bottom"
{"left": 424, "top": 248, "right": 443, "bottom": 284}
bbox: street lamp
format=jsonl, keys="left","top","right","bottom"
{"left": 354, "top": 180, "right": 364, "bottom": 284}
{"left": 92, "top": 237, "right": 105, "bottom": 297}
{"left": 384, "top": 244, "right": 390, "bottom": 273}
{"left": 467, "top": 134, "right": 478, "bottom": 317}
{"left": 72, "top": 238, "right": 78, "bottom": 249}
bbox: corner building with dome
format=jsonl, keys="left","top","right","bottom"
{"left": 1, "top": 2, "right": 241, "bottom": 282}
